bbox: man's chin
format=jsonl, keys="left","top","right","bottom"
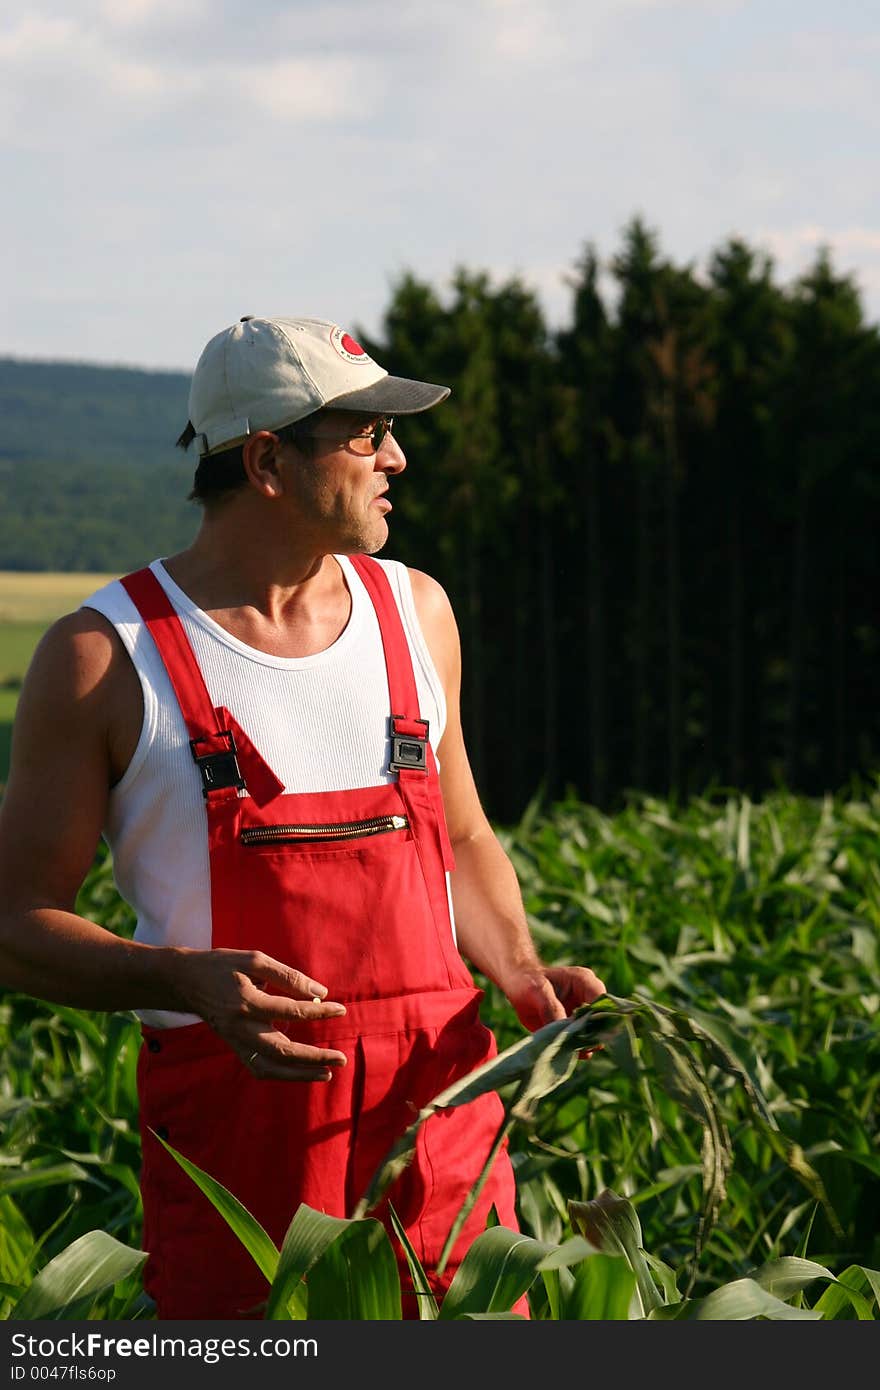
{"left": 339, "top": 521, "right": 389, "bottom": 557}
{"left": 363, "top": 518, "right": 390, "bottom": 555}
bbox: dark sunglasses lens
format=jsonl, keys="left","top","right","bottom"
{"left": 372, "top": 418, "right": 392, "bottom": 449}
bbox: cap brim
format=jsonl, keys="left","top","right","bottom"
{"left": 326, "top": 375, "right": 451, "bottom": 416}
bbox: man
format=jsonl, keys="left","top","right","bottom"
{"left": 0, "top": 315, "right": 604, "bottom": 1319}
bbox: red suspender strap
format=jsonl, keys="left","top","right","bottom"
{"left": 120, "top": 568, "right": 284, "bottom": 808}
{"left": 349, "top": 555, "right": 421, "bottom": 719}
{"left": 350, "top": 554, "right": 456, "bottom": 870}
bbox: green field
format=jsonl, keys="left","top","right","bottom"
{"left": 0, "top": 572, "right": 117, "bottom": 786}
{"left": 0, "top": 621, "right": 51, "bottom": 681}
{"left": 2, "top": 786, "right": 878, "bottom": 1318}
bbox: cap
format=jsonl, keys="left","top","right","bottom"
{"left": 188, "top": 315, "right": 451, "bottom": 457}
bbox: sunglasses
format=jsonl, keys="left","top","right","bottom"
{"left": 294, "top": 416, "right": 394, "bottom": 455}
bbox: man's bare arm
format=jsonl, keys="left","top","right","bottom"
{"left": 409, "top": 568, "right": 605, "bottom": 1030}
{"left": 0, "top": 611, "right": 347, "bottom": 1079}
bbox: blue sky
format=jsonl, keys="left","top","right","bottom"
{"left": 2, "top": 0, "right": 878, "bottom": 370}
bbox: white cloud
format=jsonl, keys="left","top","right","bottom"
{"left": 3, "top": 0, "right": 880, "bottom": 364}
{"left": 98, "top": 0, "right": 208, "bottom": 25}
{"left": 0, "top": 14, "right": 76, "bottom": 60}
{"left": 0, "top": 10, "right": 373, "bottom": 148}
{"left": 247, "top": 57, "right": 368, "bottom": 122}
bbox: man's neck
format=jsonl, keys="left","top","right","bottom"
{"left": 161, "top": 519, "right": 354, "bottom": 659}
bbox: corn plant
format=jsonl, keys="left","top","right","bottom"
{"left": 2, "top": 785, "right": 878, "bottom": 1315}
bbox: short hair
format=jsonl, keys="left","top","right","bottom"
{"left": 177, "top": 413, "right": 324, "bottom": 508}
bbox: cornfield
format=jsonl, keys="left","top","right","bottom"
{"left": 2, "top": 784, "right": 878, "bottom": 1318}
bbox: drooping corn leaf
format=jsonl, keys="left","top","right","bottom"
{"left": 568, "top": 1189, "right": 664, "bottom": 1316}
{"left": 0, "top": 1161, "right": 91, "bottom": 1195}
{"left": 811, "top": 1264, "right": 879, "bottom": 1320}
{"left": 747, "top": 1255, "right": 835, "bottom": 1300}
{"left": 11, "top": 1230, "right": 146, "bottom": 1320}
{"left": 649, "top": 1277, "right": 823, "bottom": 1320}
{"left": 507, "top": 1026, "right": 582, "bottom": 1124}
{"left": 436, "top": 1107, "right": 516, "bottom": 1275}
{"left": 642, "top": 1031, "right": 731, "bottom": 1270}
{"left": 665, "top": 1000, "right": 776, "bottom": 1128}
{"left": 353, "top": 997, "right": 633, "bottom": 1219}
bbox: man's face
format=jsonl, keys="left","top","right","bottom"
{"left": 279, "top": 411, "right": 407, "bottom": 555}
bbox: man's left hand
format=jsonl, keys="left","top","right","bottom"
{"left": 503, "top": 963, "right": 606, "bottom": 1034}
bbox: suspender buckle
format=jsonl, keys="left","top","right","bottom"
{"left": 389, "top": 717, "right": 430, "bottom": 774}
{"left": 190, "top": 730, "right": 246, "bottom": 796}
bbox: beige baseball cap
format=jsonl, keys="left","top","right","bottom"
{"left": 188, "top": 315, "right": 451, "bottom": 457}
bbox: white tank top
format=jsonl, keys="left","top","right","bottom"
{"left": 81, "top": 555, "right": 451, "bottom": 1028}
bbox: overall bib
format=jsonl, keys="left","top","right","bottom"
{"left": 122, "top": 556, "right": 520, "bottom": 1319}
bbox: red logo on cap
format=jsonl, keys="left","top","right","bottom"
{"left": 330, "top": 325, "right": 373, "bottom": 364}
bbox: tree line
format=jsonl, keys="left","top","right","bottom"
{"left": 362, "top": 219, "right": 880, "bottom": 817}
{"left": 2, "top": 218, "right": 878, "bottom": 818}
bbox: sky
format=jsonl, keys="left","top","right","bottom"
{"left": 2, "top": 0, "right": 878, "bottom": 372}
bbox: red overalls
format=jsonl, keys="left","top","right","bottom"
{"left": 121, "top": 556, "right": 521, "bottom": 1320}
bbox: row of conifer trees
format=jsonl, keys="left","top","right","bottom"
{"left": 361, "top": 218, "right": 880, "bottom": 818}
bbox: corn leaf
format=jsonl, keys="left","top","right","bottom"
{"left": 436, "top": 1107, "right": 516, "bottom": 1275}
{"left": 10, "top": 1231, "right": 146, "bottom": 1320}
{"left": 561, "top": 1251, "right": 637, "bottom": 1320}
{"left": 649, "top": 1278, "right": 823, "bottom": 1320}
{"left": 641, "top": 1250, "right": 682, "bottom": 1304}
{"left": 748, "top": 1255, "right": 835, "bottom": 1299}
{"left": 0, "top": 1162, "right": 91, "bottom": 1195}
{"left": 157, "top": 1131, "right": 279, "bottom": 1285}
{"left": 568, "top": 1190, "right": 664, "bottom": 1316}
{"left": 387, "top": 1203, "right": 439, "bottom": 1321}
{"left": 354, "top": 998, "right": 632, "bottom": 1218}
{"left": 536, "top": 1236, "right": 600, "bottom": 1270}
{"left": 456, "top": 1312, "right": 528, "bottom": 1319}
{"left": 438, "top": 1227, "right": 556, "bottom": 1320}
{"left": 812, "top": 1265, "right": 878, "bottom": 1320}
{"left": 264, "top": 1206, "right": 349, "bottom": 1320}
{"left": 305, "top": 1217, "right": 402, "bottom": 1320}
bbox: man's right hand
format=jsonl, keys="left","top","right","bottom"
{"left": 169, "top": 946, "right": 349, "bottom": 1081}
{"left": 0, "top": 613, "right": 346, "bottom": 1082}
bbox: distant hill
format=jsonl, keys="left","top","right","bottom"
{"left": 0, "top": 358, "right": 199, "bottom": 571}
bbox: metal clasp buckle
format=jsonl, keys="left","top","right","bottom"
{"left": 388, "top": 717, "right": 429, "bottom": 774}
{"left": 190, "top": 729, "right": 245, "bottom": 796}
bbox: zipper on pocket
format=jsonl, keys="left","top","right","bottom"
{"left": 241, "top": 814, "right": 409, "bottom": 846}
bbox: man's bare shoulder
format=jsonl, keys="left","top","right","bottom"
{"left": 23, "top": 607, "right": 133, "bottom": 706}
{"left": 406, "top": 567, "right": 460, "bottom": 694}
{"left": 0, "top": 609, "right": 142, "bottom": 908}
{"left": 406, "top": 567, "right": 455, "bottom": 623}
{"left": 12, "top": 608, "right": 143, "bottom": 786}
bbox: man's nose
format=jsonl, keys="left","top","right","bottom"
{"left": 377, "top": 432, "right": 406, "bottom": 474}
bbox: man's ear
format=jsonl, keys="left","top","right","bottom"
{"left": 242, "top": 432, "right": 285, "bottom": 498}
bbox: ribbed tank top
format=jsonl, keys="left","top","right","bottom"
{"left": 81, "top": 554, "right": 451, "bottom": 1027}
